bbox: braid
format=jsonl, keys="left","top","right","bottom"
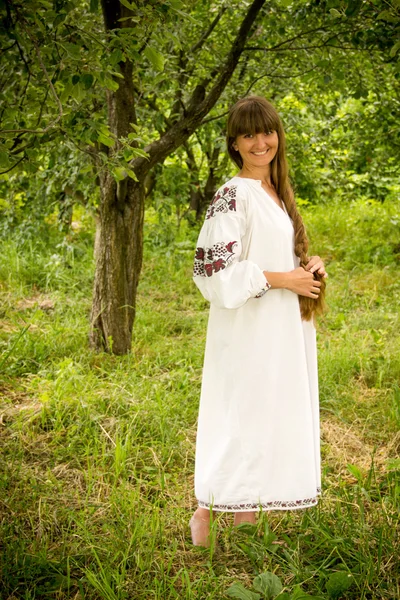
{"left": 272, "top": 149, "right": 326, "bottom": 321}
{"left": 283, "top": 187, "right": 326, "bottom": 320}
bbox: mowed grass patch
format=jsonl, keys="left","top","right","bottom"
{"left": 0, "top": 199, "right": 399, "bottom": 599}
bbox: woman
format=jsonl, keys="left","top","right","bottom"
{"left": 190, "top": 96, "right": 327, "bottom": 547}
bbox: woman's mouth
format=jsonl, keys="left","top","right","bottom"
{"left": 253, "top": 150, "right": 269, "bottom": 156}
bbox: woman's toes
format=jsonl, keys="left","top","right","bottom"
{"left": 189, "top": 516, "right": 211, "bottom": 547}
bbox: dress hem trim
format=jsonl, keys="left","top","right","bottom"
{"left": 197, "top": 488, "right": 321, "bottom": 512}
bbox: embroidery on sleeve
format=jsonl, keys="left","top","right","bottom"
{"left": 193, "top": 241, "right": 238, "bottom": 278}
{"left": 205, "top": 185, "right": 237, "bottom": 220}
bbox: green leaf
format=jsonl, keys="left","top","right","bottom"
{"left": 110, "top": 49, "right": 124, "bottom": 66}
{"left": 118, "top": 16, "right": 140, "bottom": 23}
{"left": 377, "top": 10, "right": 399, "bottom": 22}
{"left": 90, "top": 0, "right": 99, "bottom": 12}
{"left": 329, "top": 8, "right": 341, "bottom": 18}
{"left": 290, "top": 592, "right": 324, "bottom": 600}
{"left": 60, "top": 81, "right": 73, "bottom": 102}
{"left": 81, "top": 74, "right": 94, "bottom": 90}
{"left": 253, "top": 572, "right": 283, "bottom": 599}
{"left": 168, "top": 0, "right": 184, "bottom": 7}
{"left": 290, "top": 584, "right": 326, "bottom": 599}
{"left": 326, "top": 572, "right": 354, "bottom": 599}
{"left": 0, "top": 150, "right": 11, "bottom": 168}
{"left": 390, "top": 40, "right": 400, "bottom": 58}
{"left": 120, "top": 0, "right": 135, "bottom": 11}
{"left": 103, "top": 78, "right": 119, "bottom": 92}
{"left": 123, "top": 147, "right": 136, "bottom": 161}
{"left": 126, "top": 168, "right": 138, "bottom": 181}
{"left": 97, "top": 133, "right": 115, "bottom": 148}
{"left": 71, "top": 83, "right": 86, "bottom": 102}
{"left": 347, "top": 463, "right": 362, "bottom": 481}
{"left": 226, "top": 583, "right": 260, "bottom": 600}
{"left": 53, "top": 12, "right": 67, "bottom": 27}
{"left": 345, "top": 0, "right": 362, "bottom": 16}
{"left": 143, "top": 46, "right": 165, "bottom": 71}
{"left": 132, "top": 148, "right": 149, "bottom": 158}
{"left": 112, "top": 167, "right": 127, "bottom": 181}
{"left": 62, "top": 43, "right": 81, "bottom": 60}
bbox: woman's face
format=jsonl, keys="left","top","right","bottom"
{"left": 233, "top": 131, "right": 279, "bottom": 171}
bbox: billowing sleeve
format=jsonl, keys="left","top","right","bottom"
{"left": 192, "top": 183, "right": 267, "bottom": 309}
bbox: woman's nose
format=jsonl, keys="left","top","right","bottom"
{"left": 253, "top": 133, "right": 268, "bottom": 146}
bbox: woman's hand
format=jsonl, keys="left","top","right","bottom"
{"left": 287, "top": 267, "right": 322, "bottom": 299}
{"left": 305, "top": 256, "right": 328, "bottom": 278}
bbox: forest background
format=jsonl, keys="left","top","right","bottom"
{"left": 0, "top": 0, "right": 399, "bottom": 598}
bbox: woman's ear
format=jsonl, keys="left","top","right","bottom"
{"left": 232, "top": 142, "right": 238, "bottom": 151}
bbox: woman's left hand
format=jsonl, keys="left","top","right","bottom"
{"left": 305, "top": 256, "right": 328, "bottom": 278}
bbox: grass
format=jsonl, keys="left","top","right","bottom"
{"left": 0, "top": 198, "right": 399, "bottom": 599}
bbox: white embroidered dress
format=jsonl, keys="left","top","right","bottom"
{"left": 193, "top": 176, "right": 321, "bottom": 512}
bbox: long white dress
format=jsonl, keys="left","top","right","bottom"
{"left": 192, "top": 176, "right": 321, "bottom": 512}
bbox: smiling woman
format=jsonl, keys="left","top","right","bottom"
{"left": 233, "top": 131, "right": 279, "bottom": 176}
{"left": 190, "top": 96, "right": 327, "bottom": 546}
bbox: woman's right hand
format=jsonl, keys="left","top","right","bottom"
{"left": 287, "top": 267, "right": 321, "bottom": 299}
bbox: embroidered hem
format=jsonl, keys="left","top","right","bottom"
{"left": 198, "top": 488, "right": 321, "bottom": 512}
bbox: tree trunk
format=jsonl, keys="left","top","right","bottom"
{"left": 90, "top": 175, "right": 144, "bottom": 354}
{"left": 90, "top": 1, "right": 141, "bottom": 354}
{"left": 90, "top": 0, "right": 266, "bottom": 354}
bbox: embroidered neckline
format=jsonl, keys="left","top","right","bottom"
{"left": 231, "top": 176, "right": 287, "bottom": 215}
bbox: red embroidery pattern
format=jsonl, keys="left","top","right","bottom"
{"left": 193, "top": 241, "right": 238, "bottom": 278}
{"left": 206, "top": 185, "right": 237, "bottom": 220}
{"left": 198, "top": 488, "right": 321, "bottom": 512}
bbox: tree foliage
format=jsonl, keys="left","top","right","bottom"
{"left": 0, "top": 0, "right": 399, "bottom": 352}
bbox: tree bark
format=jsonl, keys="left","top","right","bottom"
{"left": 90, "top": 176, "right": 144, "bottom": 354}
{"left": 90, "top": 1, "right": 142, "bottom": 354}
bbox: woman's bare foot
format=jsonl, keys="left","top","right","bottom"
{"left": 234, "top": 511, "right": 257, "bottom": 526}
{"left": 189, "top": 508, "right": 213, "bottom": 547}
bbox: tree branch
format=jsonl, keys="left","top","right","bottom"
{"left": 190, "top": 7, "right": 227, "bottom": 54}
{"left": 244, "top": 23, "right": 331, "bottom": 53}
{"left": 0, "top": 41, "right": 17, "bottom": 54}
{"left": 169, "top": 6, "right": 228, "bottom": 123}
{"left": 201, "top": 110, "right": 229, "bottom": 126}
{"left": 0, "top": 156, "right": 25, "bottom": 174}
{"left": 132, "top": 0, "right": 266, "bottom": 178}
{"left": 244, "top": 43, "right": 380, "bottom": 53}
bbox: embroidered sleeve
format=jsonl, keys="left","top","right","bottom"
{"left": 192, "top": 183, "right": 267, "bottom": 309}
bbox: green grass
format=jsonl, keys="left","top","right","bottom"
{"left": 0, "top": 198, "right": 399, "bottom": 599}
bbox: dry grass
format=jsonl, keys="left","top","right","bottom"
{"left": 321, "top": 416, "right": 391, "bottom": 476}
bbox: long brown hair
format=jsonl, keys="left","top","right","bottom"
{"left": 227, "top": 96, "right": 325, "bottom": 321}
